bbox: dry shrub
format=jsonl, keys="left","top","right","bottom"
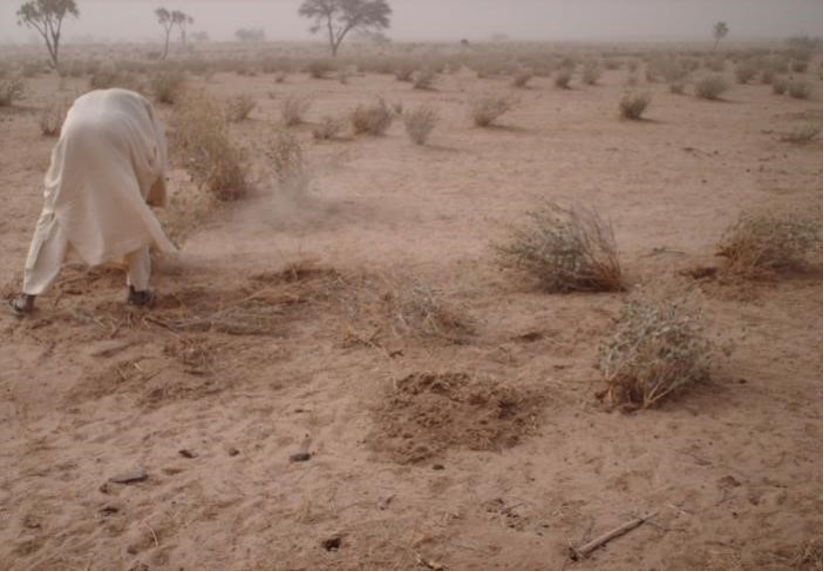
{"left": 619, "top": 92, "right": 652, "bottom": 119}
{"left": 695, "top": 75, "right": 729, "bottom": 100}
{"left": 403, "top": 105, "right": 439, "bottom": 145}
{"left": 494, "top": 202, "right": 623, "bottom": 293}
{"left": 394, "top": 63, "right": 415, "bottom": 82}
{"left": 716, "top": 213, "right": 821, "bottom": 278}
{"left": 39, "top": 98, "right": 71, "bottom": 136}
{"left": 582, "top": 61, "right": 602, "bottom": 85}
{"left": 469, "top": 95, "right": 513, "bottom": 127}
{"left": 351, "top": 98, "right": 393, "bottom": 135}
{"left": 771, "top": 77, "right": 788, "bottom": 95}
{"left": 225, "top": 94, "right": 256, "bottom": 122}
{"left": 734, "top": 62, "right": 758, "bottom": 84}
{"left": 669, "top": 81, "right": 686, "bottom": 94}
{"left": 274, "top": 72, "right": 288, "bottom": 83}
{"left": 307, "top": 59, "right": 334, "bottom": 79}
{"left": 790, "top": 60, "right": 808, "bottom": 73}
{"left": 780, "top": 124, "right": 820, "bottom": 143}
{"left": 268, "top": 128, "right": 309, "bottom": 194}
{"left": 171, "top": 93, "right": 248, "bottom": 201}
{"left": 312, "top": 115, "right": 346, "bottom": 140}
{"left": 412, "top": 68, "right": 437, "bottom": 90}
{"left": 511, "top": 68, "right": 533, "bottom": 88}
{"left": 0, "top": 76, "right": 26, "bottom": 106}
{"left": 150, "top": 70, "right": 186, "bottom": 104}
{"left": 89, "top": 69, "right": 143, "bottom": 92}
{"left": 554, "top": 69, "right": 572, "bottom": 88}
{"left": 280, "top": 92, "right": 313, "bottom": 126}
{"left": 788, "top": 80, "right": 811, "bottom": 99}
{"left": 381, "top": 280, "right": 472, "bottom": 341}
{"left": 599, "top": 289, "right": 715, "bottom": 409}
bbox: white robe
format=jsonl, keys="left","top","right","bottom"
{"left": 23, "top": 88, "right": 175, "bottom": 294}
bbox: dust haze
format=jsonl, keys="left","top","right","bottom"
{"left": 1, "top": 0, "right": 821, "bottom": 44}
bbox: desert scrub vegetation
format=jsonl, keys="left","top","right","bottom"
{"left": 225, "top": 94, "right": 256, "bottom": 122}
{"left": 734, "top": 62, "right": 758, "bottom": 84}
{"left": 412, "top": 68, "right": 437, "bottom": 90}
{"left": 403, "top": 105, "right": 439, "bottom": 145}
{"left": 694, "top": 75, "right": 729, "bottom": 100}
{"left": 280, "top": 93, "right": 313, "bottom": 126}
{"left": 469, "top": 95, "right": 513, "bottom": 127}
{"left": 780, "top": 124, "right": 820, "bottom": 143}
{"left": 599, "top": 289, "right": 717, "bottom": 409}
{"left": 89, "top": 69, "right": 143, "bottom": 93}
{"left": 0, "top": 76, "right": 26, "bottom": 106}
{"left": 494, "top": 202, "right": 623, "bottom": 293}
{"left": 582, "top": 61, "right": 602, "bottom": 85}
{"left": 150, "top": 70, "right": 186, "bottom": 105}
{"left": 39, "top": 98, "right": 71, "bottom": 136}
{"left": 716, "top": 213, "right": 821, "bottom": 278}
{"left": 351, "top": 98, "right": 393, "bottom": 136}
{"left": 787, "top": 80, "right": 811, "bottom": 99}
{"left": 307, "top": 59, "right": 335, "bottom": 79}
{"left": 269, "top": 129, "right": 309, "bottom": 194}
{"left": 312, "top": 115, "right": 346, "bottom": 141}
{"left": 511, "top": 68, "right": 533, "bottom": 88}
{"left": 171, "top": 93, "right": 248, "bottom": 201}
{"left": 619, "top": 92, "right": 652, "bottom": 120}
{"left": 554, "top": 69, "right": 573, "bottom": 89}
{"left": 771, "top": 77, "right": 788, "bottom": 95}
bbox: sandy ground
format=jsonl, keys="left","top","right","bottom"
{"left": 0, "top": 46, "right": 822, "bottom": 570}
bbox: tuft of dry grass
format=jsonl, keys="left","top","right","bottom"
{"left": 412, "top": 68, "right": 437, "bottom": 90}
{"left": 280, "top": 92, "right": 313, "bottom": 126}
{"left": 312, "top": 115, "right": 347, "bottom": 141}
{"left": 619, "top": 92, "right": 652, "bottom": 119}
{"left": 582, "top": 61, "right": 602, "bottom": 85}
{"left": 734, "top": 62, "right": 758, "bottom": 84}
{"left": 150, "top": 69, "right": 186, "bottom": 104}
{"left": 225, "top": 94, "right": 256, "bottom": 122}
{"left": 787, "top": 80, "right": 811, "bottom": 99}
{"left": 780, "top": 124, "right": 820, "bottom": 143}
{"left": 351, "top": 98, "right": 393, "bottom": 136}
{"left": 511, "top": 68, "right": 533, "bottom": 88}
{"left": 268, "top": 128, "right": 310, "bottom": 194}
{"left": 39, "top": 98, "right": 72, "bottom": 136}
{"left": 599, "top": 288, "right": 717, "bottom": 409}
{"left": 695, "top": 75, "right": 729, "bottom": 100}
{"left": 0, "top": 76, "right": 26, "bottom": 106}
{"left": 716, "top": 212, "right": 821, "bottom": 278}
{"left": 469, "top": 95, "right": 513, "bottom": 127}
{"left": 554, "top": 69, "right": 573, "bottom": 89}
{"left": 403, "top": 105, "right": 439, "bottom": 145}
{"left": 171, "top": 93, "right": 248, "bottom": 201}
{"left": 89, "top": 68, "right": 144, "bottom": 93}
{"left": 771, "top": 77, "right": 788, "bottom": 95}
{"left": 494, "top": 201, "right": 623, "bottom": 293}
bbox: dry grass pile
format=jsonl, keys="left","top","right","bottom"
{"left": 171, "top": 93, "right": 248, "bottom": 201}
{"left": 368, "top": 372, "right": 543, "bottom": 463}
{"left": 351, "top": 98, "right": 393, "bottom": 135}
{"left": 494, "top": 202, "right": 623, "bottom": 293}
{"left": 403, "top": 105, "right": 439, "bottom": 145}
{"left": 716, "top": 213, "right": 821, "bottom": 278}
{"left": 39, "top": 98, "right": 72, "bottom": 136}
{"left": 599, "top": 289, "right": 716, "bottom": 409}
{"left": 469, "top": 95, "right": 513, "bottom": 127}
{"left": 280, "top": 92, "right": 313, "bottom": 126}
{"left": 225, "top": 94, "right": 256, "bottom": 122}
{"left": 619, "top": 92, "right": 652, "bottom": 119}
{"left": 0, "top": 77, "right": 26, "bottom": 106}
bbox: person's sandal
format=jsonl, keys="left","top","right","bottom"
{"left": 127, "top": 286, "right": 154, "bottom": 307}
{"left": 8, "top": 294, "right": 35, "bottom": 317}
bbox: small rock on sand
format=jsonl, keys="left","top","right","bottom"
{"left": 110, "top": 468, "right": 148, "bottom": 484}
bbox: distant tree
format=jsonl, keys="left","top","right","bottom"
{"left": 156, "top": 8, "right": 175, "bottom": 59}
{"left": 173, "top": 10, "right": 194, "bottom": 47}
{"left": 234, "top": 27, "right": 266, "bottom": 42}
{"left": 712, "top": 21, "right": 729, "bottom": 50}
{"left": 16, "top": 0, "right": 79, "bottom": 70}
{"left": 298, "top": 0, "right": 391, "bottom": 57}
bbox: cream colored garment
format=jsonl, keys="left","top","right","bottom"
{"left": 22, "top": 88, "right": 174, "bottom": 294}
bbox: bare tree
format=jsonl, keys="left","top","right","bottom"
{"left": 173, "top": 10, "right": 194, "bottom": 47}
{"left": 298, "top": 0, "right": 391, "bottom": 57}
{"left": 713, "top": 21, "right": 729, "bottom": 50}
{"left": 156, "top": 8, "right": 175, "bottom": 59}
{"left": 16, "top": 0, "right": 79, "bottom": 70}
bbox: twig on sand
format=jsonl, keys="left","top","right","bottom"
{"left": 141, "top": 520, "right": 159, "bottom": 549}
{"left": 570, "top": 511, "right": 658, "bottom": 560}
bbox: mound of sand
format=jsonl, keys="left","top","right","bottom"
{"left": 369, "top": 372, "right": 543, "bottom": 464}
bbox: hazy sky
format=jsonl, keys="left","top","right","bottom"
{"left": 1, "top": 0, "right": 821, "bottom": 44}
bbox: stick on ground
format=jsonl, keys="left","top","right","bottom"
{"left": 570, "top": 511, "right": 658, "bottom": 560}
